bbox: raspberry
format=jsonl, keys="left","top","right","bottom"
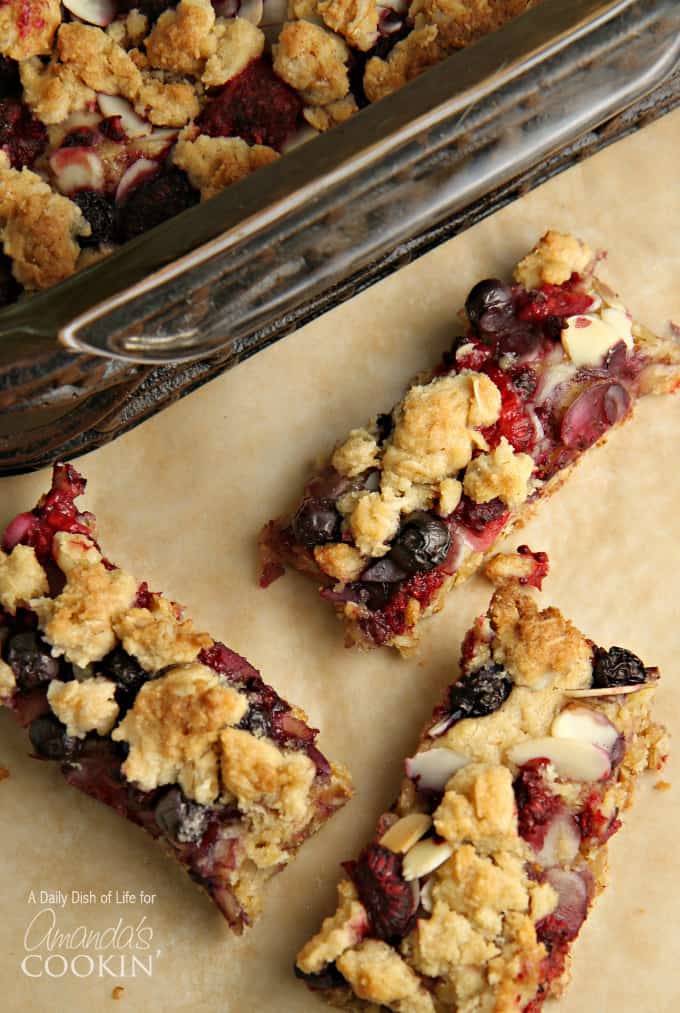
{"left": 576, "top": 790, "right": 621, "bottom": 845}
{"left": 454, "top": 494, "right": 507, "bottom": 533}
{"left": 198, "top": 59, "right": 302, "bottom": 152}
{"left": 513, "top": 760, "right": 562, "bottom": 851}
{"left": 358, "top": 568, "right": 447, "bottom": 645}
{"left": 482, "top": 367, "right": 536, "bottom": 452}
{"left": 0, "top": 97, "right": 47, "bottom": 169}
{"left": 516, "top": 277, "right": 593, "bottom": 323}
{"left": 117, "top": 167, "right": 199, "bottom": 241}
{"left": 346, "top": 843, "right": 417, "bottom": 940}
{"left": 516, "top": 545, "right": 549, "bottom": 590}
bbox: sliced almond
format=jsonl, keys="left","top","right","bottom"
{"left": 506, "top": 737, "right": 611, "bottom": 782}
{"left": 63, "top": 0, "right": 116, "bottom": 25}
{"left": 379, "top": 813, "right": 432, "bottom": 854}
{"left": 419, "top": 877, "right": 434, "bottom": 913}
{"left": 405, "top": 748, "right": 469, "bottom": 791}
{"left": 97, "top": 94, "right": 151, "bottom": 139}
{"left": 564, "top": 684, "right": 648, "bottom": 698}
{"left": 551, "top": 705, "right": 619, "bottom": 753}
{"left": 402, "top": 839, "right": 454, "bottom": 882}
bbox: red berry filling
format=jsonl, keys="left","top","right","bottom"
{"left": 513, "top": 759, "right": 562, "bottom": 851}
{"left": 2, "top": 462, "right": 94, "bottom": 564}
{"left": 358, "top": 568, "right": 447, "bottom": 645}
{"left": 515, "top": 545, "right": 549, "bottom": 589}
{"left": 0, "top": 97, "right": 47, "bottom": 169}
{"left": 345, "top": 843, "right": 417, "bottom": 940}
{"left": 515, "top": 276, "right": 594, "bottom": 323}
{"left": 198, "top": 58, "right": 302, "bottom": 152}
{"left": 576, "top": 789, "right": 621, "bottom": 845}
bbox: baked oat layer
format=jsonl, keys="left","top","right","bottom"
{"left": 296, "top": 554, "right": 668, "bottom": 1012}
{"left": 0, "top": 0, "right": 535, "bottom": 303}
{"left": 0, "top": 462, "right": 352, "bottom": 932}
{"left": 260, "top": 230, "right": 680, "bottom": 652}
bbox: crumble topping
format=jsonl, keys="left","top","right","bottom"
{"left": 273, "top": 21, "right": 350, "bottom": 106}
{"left": 134, "top": 72, "right": 201, "bottom": 127}
{"left": 31, "top": 533, "right": 136, "bottom": 668}
{"left": 437, "top": 477, "right": 462, "bottom": 517}
{"left": 462, "top": 436, "right": 533, "bottom": 507}
{"left": 383, "top": 373, "right": 501, "bottom": 484}
{"left": 0, "top": 0, "right": 61, "bottom": 61}
{"left": 57, "top": 23, "right": 142, "bottom": 100}
{"left": 489, "top": 585, "right": 593, "bottom": 691}
{"left": 0, "top": 153, "right": 90, "bottom": 289}
{"left": 145, "top": 0, "right": 216, "bottom": 77}
{"left": 514, "top": 229, "right": 594, "bottom": 290}
{"left": 349, "top": 489, "right": 402, "bottom": 558}
{"left": 337, "top": 940, "right": 436, "bottom": 1012}
{"left": 303, "top": 94, "right": 357, "bottom": 130}
{"left": 219, "top": 727, "right": 317, "bottom": 822}
{"left": 107, "top": 11, "right": 149, "bottom": 50}
{"left": 173, "top": 133, "right": 279, "bottom": 201}
{"left": 408, "top": 901, "right": 498, "bottom": 978}
{"left": 47, "top": 676, "right": 119, "bottom": 739}
{"left": 410, "top": 0, "right": 533, "bottom": 49}
{"left": 113, "top": 594, "right": 213, "bottom": 673}
{"left": 19, "top": 57, "right": 95, "bottom": 124}
{"left": 0, "top": 659, "right": 16, "bottom": 702}
{"left": 0, "top": 544, "right": 48, "bottom": 614}
{"left": 332, "top": 427, "right": 381, "bottom": 478}
{"left": 318, "top": 0, "right": 379, "bottom": 52}
{"left": 202, "top": 18, "right": 266, "bottom": 87}
{"left": 484, "top": 550, "right": 539, "bottom": 585}
{"left": 433, "top": 763, "right": 521, "bottom": 855}
{"left": 297, "top": 880, "right": 369, "bottom": 974}
{"left": 363, "top": 26, "right": 442, "bottom": 102}
{"left": 314, "top": 542, "right": 366, "bottom": 582}
{"left": 111, "top": 663, "right": 248, "bottom": 804}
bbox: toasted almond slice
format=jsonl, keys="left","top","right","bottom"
{"left": 379, "top": 813, "right": 432, "bottom": 854}
{"left": 405, "top": 748, "right": 469, "bottom": 791}
{"left": 420, "top": 877, "right": 434, "bottom": 913}
{"left": 564, "top": 684, "right": 648, "bottom": 698}
{"left": 402, "top": 839, "right": 454, "bottom": 882}
{"left": 506, "top": 737, "right": 611, "bottom": 782}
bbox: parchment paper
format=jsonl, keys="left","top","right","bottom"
{"left": 1, "top": 108, "right": 679, "bottom": 1013}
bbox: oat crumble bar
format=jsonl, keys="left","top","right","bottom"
{"left": 260, "top": 231, "right": 680, "bottom": 652}
{"left": 0, "top": 462, "right": 352, "bottom": 931}
{"left": 296, "top": 552, "right": 668, "bottom": 1011}
{"left": 0, "top": 0, "right": 536, "bottom": 305}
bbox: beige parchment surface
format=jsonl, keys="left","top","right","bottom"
{"left": 1, "top": 108, "right": 680, "bottom": 1013}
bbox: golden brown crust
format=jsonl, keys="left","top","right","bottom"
{"left": 0, "top": 0, "right": 61, "bottom": 60}
{"left": 0, "top": 154, "right": 90, "bottom": 290}
{"left": 273, "top": 21, "right": 350, "bottom": 106}
{"left": 113, "top": 594, "right": 213, "bottom": 673}
{"left": 173, "top": 133, "right": 279, "bottom": 201}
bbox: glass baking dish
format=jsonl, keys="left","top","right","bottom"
{"left": 0, "top": 0, "right": 678, "bottom": 473}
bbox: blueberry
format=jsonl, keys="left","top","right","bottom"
{"left": 154, "top": 788, "right": 207, "bottom": 844}
{"left": 388, "top": 512, "right": 450, "bottom": 576}
{"left": 448, "top": 662, "right": 513, "bottom": 722}
{"left": 29, "top": 715, "right": 81, "bottom": 762}
{"left": 465, "top": 279, "right": 513, "bottom": 333}
{"left": 73, "top": 190, "right": 116, "bottom": 247}
{"left": 7, "top": 633, "right": 59, "bottom": 690}
{"left": 116, "top": 168, "right": 199, "bottom": 242}
{"left": 592, "top": 646, "right": 647, "bottom": 689}
{"left": 455, "top": 495, "right": 507, "bottom": 533}
{"left": 102, "top": 646, "right": 146, "bottom": 690}
{"left": 292, "top": 499, "right": 341, "bottom": 547}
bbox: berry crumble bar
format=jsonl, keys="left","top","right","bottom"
{"left": 0, "top": 462, "right": 352, "bottom": 931}
{"left": 260, "top": 231, "right": 680, "bottom": 652}
{"left": 296, "top": 552, "right": 668, "bottom": 1012}
{"left": 0, "top": 0, "right": 536, "bottom": 305}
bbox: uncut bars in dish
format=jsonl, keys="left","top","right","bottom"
{"left": 260, "top": 231, "right": 680, "bottom": 652}
{"left": 0, "top": 463, "right": 352, "bottom": 931}
{"left": 296, "top": 551, "right": 668, "bottom": 1011}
